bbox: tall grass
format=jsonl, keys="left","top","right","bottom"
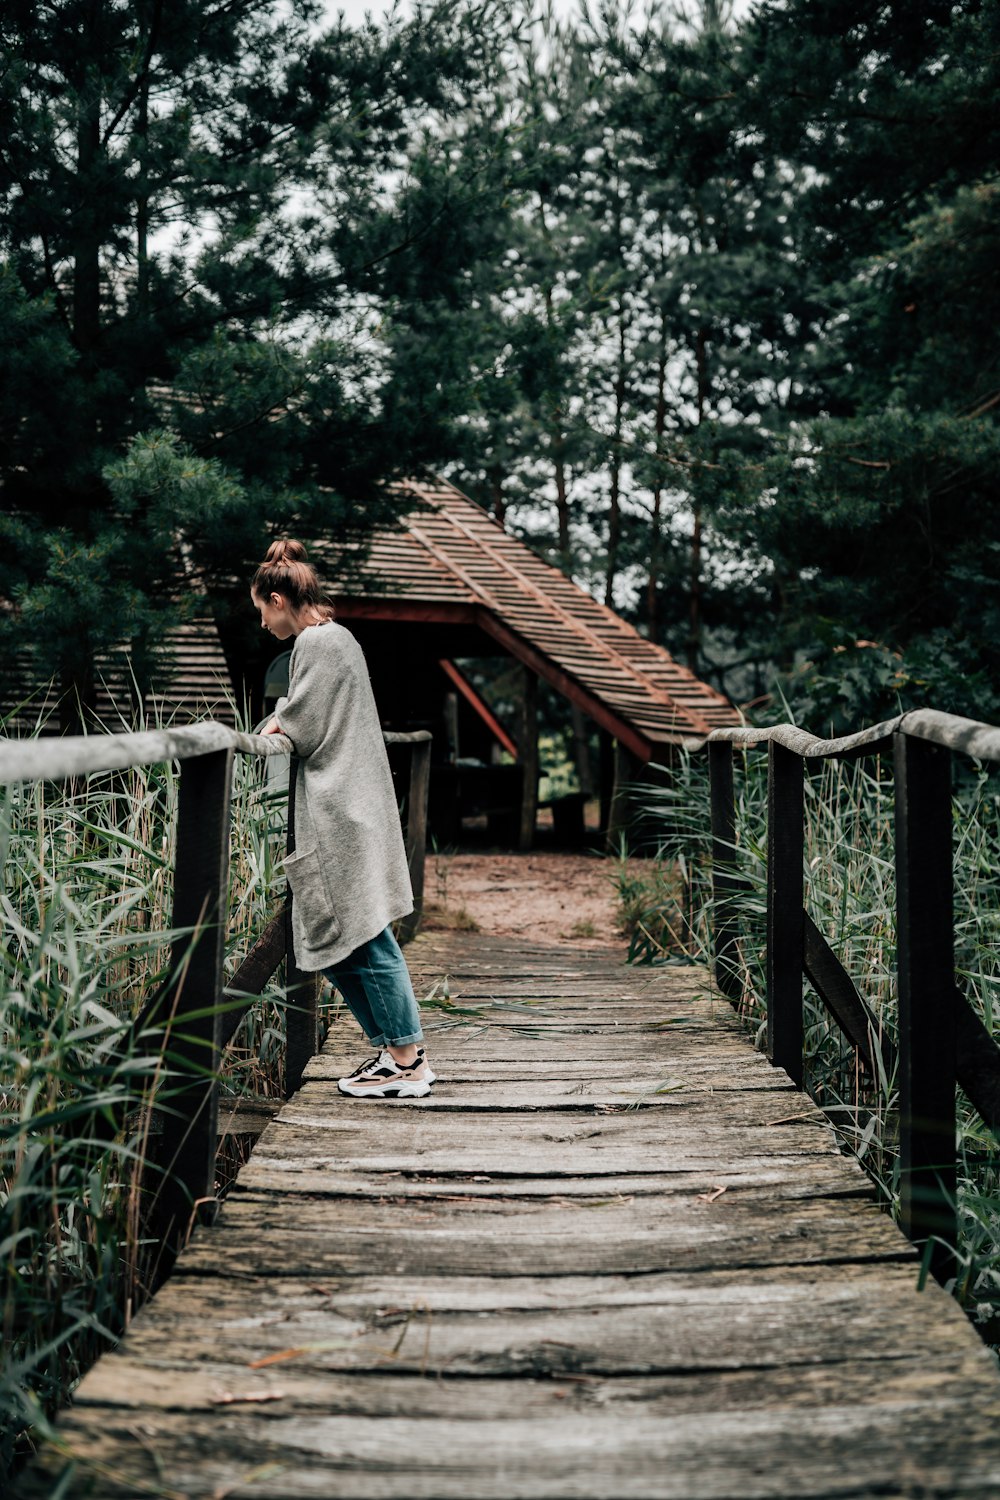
{"left": 0, "top": 712, "right": 292, "bottom": 1482}
{"left": 619, "top": 746, "right": 1000, "bottom": 1332}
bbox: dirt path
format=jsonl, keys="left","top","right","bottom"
{"left": 422, "top": 851, "right": 627, "bottom": 951}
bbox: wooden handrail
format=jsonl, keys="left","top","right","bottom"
{"left": 705, "top": 709, "right": 1000, "bottom": 1284}
{"left": 2, "top": 722, "right": 433, "bottom": 1288}
{"left": 707, "top": 706, "right": 1000, "bottom": 763}
{"left": 0, "top": 720, "right": 434, "bottom": 783}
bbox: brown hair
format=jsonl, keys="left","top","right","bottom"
{"left": 252, "top": 539, "right": 335, "bottom": 619}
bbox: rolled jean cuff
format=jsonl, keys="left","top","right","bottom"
{"left": 386, "top": 1028, "right": 424, "bottom": 1047}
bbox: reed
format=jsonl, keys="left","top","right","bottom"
{"left": 619, "top": 746, "right": 1000, "bottom": 1333}
{"left": 0, "top": 707, "right": 293, "bottom": 1482}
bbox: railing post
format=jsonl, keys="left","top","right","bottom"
{"left": 767, "top": 742, "right": 804, "bottom": 1086}
{"left": 148, "top": 747, "right": 233, "bottom": 1277}
{"left": 398, "top": 736, "right": 431, "bottom": 944}
{"left": 708, "top": 740, "right": 741, "bottom": 1000}
{"left": 284, "top": 755, "right": 321, "bottom": 1098}
{"left": 894, "top": 731, "right": 956, "bottom": 1281}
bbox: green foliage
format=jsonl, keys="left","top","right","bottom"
{"left": 725, "top": 0, "right": 1000, "bottom": 716}
{"left": 624, "top": 745, "right": 1000, "bottom": 1329}
{"left": 0, "top": 0, "right": 516, "bottom": 710}
{"left": 0, "top": 713, "right": 296, "bottom": 1482}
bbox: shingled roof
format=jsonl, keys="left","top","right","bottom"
{"left": 3, "top": 619, "right": 236, "bottom": 732}
{"left": 326, "top": 477, "right": 740, "bottom": 757}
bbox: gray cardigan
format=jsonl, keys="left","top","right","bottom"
{"left": 274, "top": 622, "right": 413, "bottom": 969}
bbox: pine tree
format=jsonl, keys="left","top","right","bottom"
{"left": 0, "top": 0, "right": 512, "bottom": 714}
{"left": 733, "top": 0, "right": 1000, "bottom": 722}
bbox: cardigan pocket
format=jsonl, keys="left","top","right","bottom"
{"left": 282, "top": 846, "right": 341, "bottom": 942}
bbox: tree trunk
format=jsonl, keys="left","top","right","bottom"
{"left": 554, "top": 435, "right": 570, "bottom": 565}
{"left": 542, "top": 274, "right": 571, "bottom": 568}
{"left": 688, "top": 322, "right": 709, "bottom": 673}
{"left": 647, "top": 306, "right": 669, "bottom": 643}
{"left": 73, "top": 56, "right": 102, "bottom": 362}
{"left": 134, "top": 1, "right": 163, "bottom": 326}
{"left": 136, "top": 65, "right": 150, "bottom": 324}
{"left": 490, "top": 465, "right": 506, "bottom": 528}
{"left": 604, "top": 311, "right": 627, "bottom": 608}
{"left": 688, "top": 503, "right": 703, "bottom": 673}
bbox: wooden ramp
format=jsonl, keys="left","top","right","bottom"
{"left": 22, "top": 934, "right": 1000, "bottom": 1498}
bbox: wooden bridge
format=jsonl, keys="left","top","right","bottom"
{"left": 21, "top": 930, "right": 1000, "bottom": 1498}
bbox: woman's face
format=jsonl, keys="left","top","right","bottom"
{"left": 252, "top": 589, "right": 295, "bottom": 640}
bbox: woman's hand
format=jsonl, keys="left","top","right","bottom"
{"left": 260, "top": 718, "right": 284, "bottom": 736}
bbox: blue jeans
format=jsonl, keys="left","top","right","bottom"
{"left": 323, "top": 925, "right": 424, "bottom": 1048}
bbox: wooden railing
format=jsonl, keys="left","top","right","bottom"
{"left": 707, "top": 708, "right": 1000, "bottom": 1283}
{"left": 0, "top": 721, "right": 431, "bottom": 1285}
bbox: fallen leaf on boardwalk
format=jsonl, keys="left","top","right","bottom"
{"left": 248, "top": 1337, "right": 383, "bottom": 1368}
{"left": 697, "top": 1184, "right": 727, "bottom": 1203}
{"left": 210, "top": 1391, "right": 286, "bottom": 1405}
{"left": 248, "top": 1347, "right": 309, "bottom": 1368}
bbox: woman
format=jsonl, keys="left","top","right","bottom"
{"left": 252, "top": 538, "right": 434, "bottom": 1099}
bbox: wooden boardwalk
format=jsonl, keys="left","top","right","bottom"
{"left": 23, "top": 933, "right": 1000, "bottom": 1498}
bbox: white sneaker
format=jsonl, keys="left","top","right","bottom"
{"left": 337, "top": 1049, "right": 432, "bottom": 1099}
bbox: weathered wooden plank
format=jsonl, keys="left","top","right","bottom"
{"left": 179, "top": 1190, "right": 911, "bottom": 1278}
{"left": 79, "top": 1256, "right": 952, "bottom": 1317}
{"left": 78, "top": 1261, "right": 967, "bottom": 1375}
{"left": 406, "top": 1025, "right": 765, "bottom": 1056}
{"left": 414, "top": 994, "right": 713, "bottom": 1010}
{"left": 278, "top": 1086, "right": 830, "bottom": 1127}
{"left": 65, "top": 1266, "right": 977, "bottom": 1380}
{"left": 36, "top": 1354, "right": 997, "bottom": 1422}
{"left": 409, "top": 1026, "right": 751, "bottom": 1055}
{"left": 305, "top": 1062, "right": 794, "bottom": 1095}
{"left": 246, "top": 1129, "right": 842, "bottom": 1185}
{"left": 415, "top": 995, "right": 713, "bottom": 1012}
{"left": 22, "top": 1391, "right": 1000, "bottom": 1499}
{"left": 232, "top": 1156, "right": 873, "bottom": 1202}
{"left": 308, "top": 1046, "right": 787, "bottom": 1078}
{"left": 290, "top": 1074, "right": 796, "bottom": 1108}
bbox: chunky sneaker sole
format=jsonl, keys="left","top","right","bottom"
{"left": 337, "top": 1075, "right": 431, "bottom": 1099}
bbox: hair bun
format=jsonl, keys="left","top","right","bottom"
{"left": 262, "top": 537, "right": 308, "bottom": 566}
